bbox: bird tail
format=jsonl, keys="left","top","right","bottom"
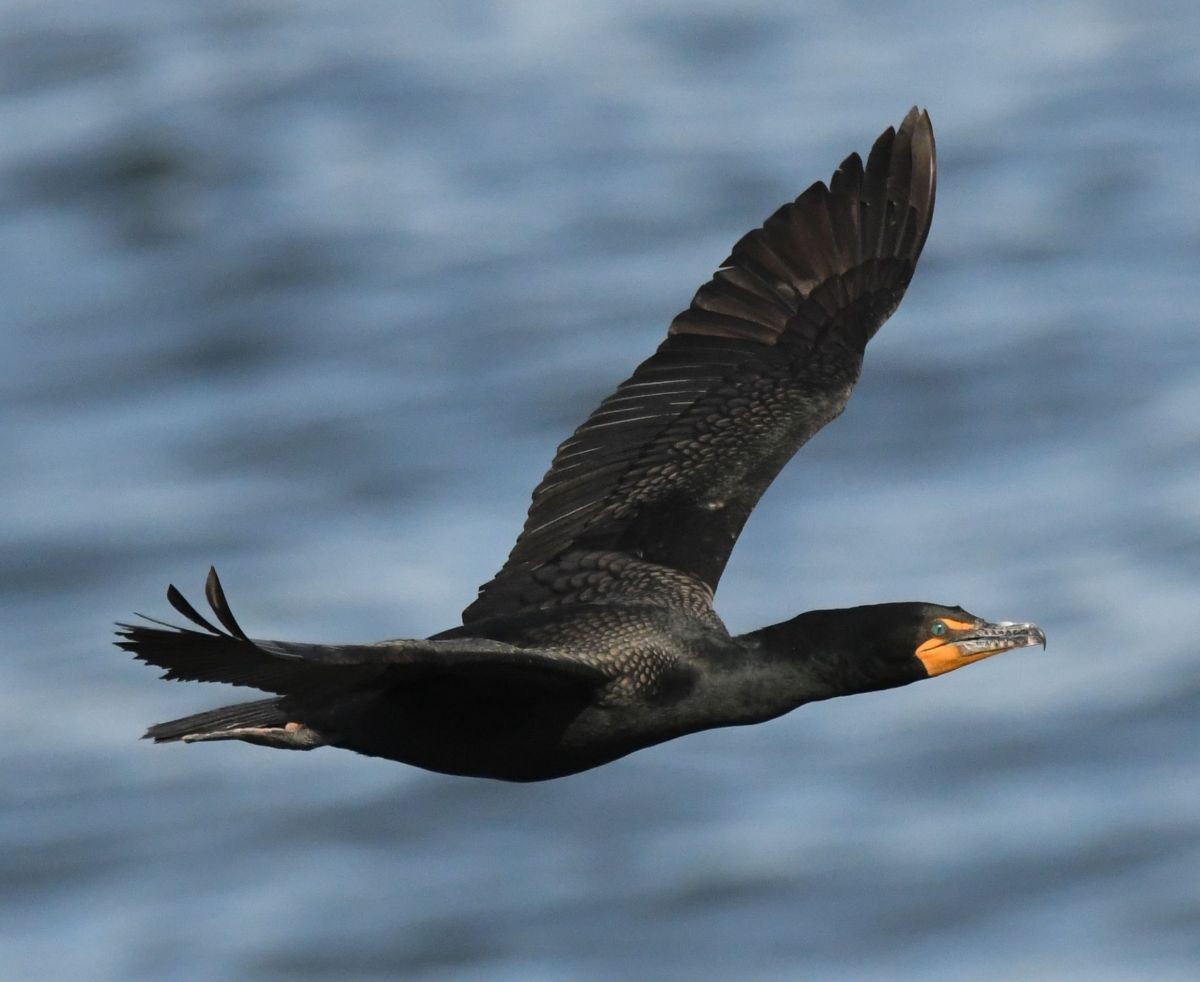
{"left": 144, "top": 697, "right": 288, "bottom": 742}
{"left": 144, "top": 697, "right": 325, "bottom": 750}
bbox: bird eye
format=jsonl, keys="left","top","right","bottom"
{"left": 930, "top": 621, "right": 948, "bottom": 637}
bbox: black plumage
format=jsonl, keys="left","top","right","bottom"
{"left": 117, "top": 109, "right": 1044, "bottom": 781}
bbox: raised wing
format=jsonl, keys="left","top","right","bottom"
{"left": 464, "top": 108, "right": 936, "bottom": 624}
{"left": 118, "top": 567, "right": 608, "bottom": 696}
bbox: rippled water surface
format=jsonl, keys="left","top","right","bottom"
{"left": 3, "top": 2, "right": 1199, "bottom": 978}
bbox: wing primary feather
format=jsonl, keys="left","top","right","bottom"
{"left": 166, "top": 583, "right": 224, "bottom": 636}
{"left": 125, "top": 612, "right": 204, "bottom": 634}
{"left": 909, "top": 110, "right": 937, "bottom": 257}
{"left": 861, "top": 124, "right": 895, "bottom": 260}
{"left": 830, "top": 152, "right": 864, "bottom": 268}
{"left": 204, "top": 567, "right": 250, "bottom": 641}
{"left": 788, "top": 183, "right": 839, "bottom": 285}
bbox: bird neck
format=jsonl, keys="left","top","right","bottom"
{"left": 719, "top": 609, "right": 884, "bottom": 723}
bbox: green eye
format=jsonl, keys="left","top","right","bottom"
{"left": 931, "top": 621, "right": 948, "bottom": 637}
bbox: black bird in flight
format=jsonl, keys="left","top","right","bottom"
{"left": 118, "top": 108, "right": 1044, "bottom": 781}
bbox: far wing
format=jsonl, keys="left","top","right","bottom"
{"left": 117, "top": 567, "right": 607, "bottom": 697}
{"left": 464, "top": 109, "right": 935, "bottom": 623}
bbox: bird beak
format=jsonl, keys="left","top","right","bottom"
{"left": 916, "top": 620, "right": 1046, "bottom": 677}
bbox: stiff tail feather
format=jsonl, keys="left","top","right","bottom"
{"left": 145, "top": 696, "right": 325, "bottom": 750}
{"left": 144, "top": 697, "right": 288, "bottom": 742}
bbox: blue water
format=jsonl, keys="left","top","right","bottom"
{"left": 3, "top": 2, "right": 1198, "bottom": 978}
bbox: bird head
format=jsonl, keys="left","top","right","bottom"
{"left": 845, "top": 602, "right": 1046, "bottom": 689}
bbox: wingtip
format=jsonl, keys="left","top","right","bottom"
{"left": 896, "top": 106, "right": 934, "bottom": 144}
{"left": 909, "top": 107, "right": 936, "bottom": 153}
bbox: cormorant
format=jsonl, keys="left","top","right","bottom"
{"left": 118, "top": 108, "right": 1044, "bottom": 781}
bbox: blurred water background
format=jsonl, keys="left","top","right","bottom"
{"left": 2, "top": 1, "right": 1198, "bottom": 978}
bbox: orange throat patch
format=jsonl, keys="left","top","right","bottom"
{"left": 915, "top": 619, "right": 987, "bottom": 677}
